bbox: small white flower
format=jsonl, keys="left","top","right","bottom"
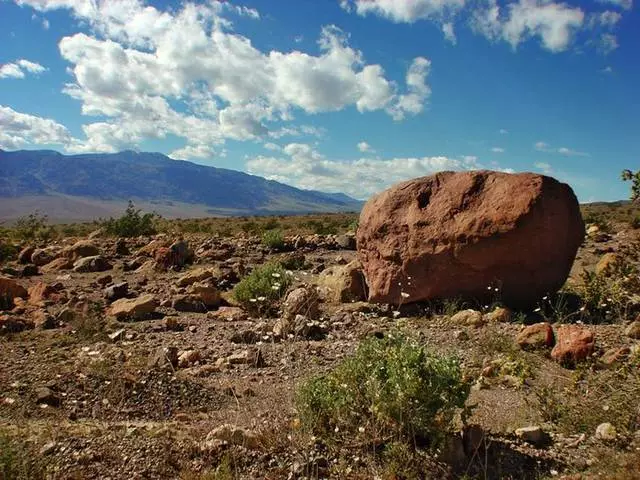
{"left": 534, "top": 307, "right": 541, "bottom": 312}
{"left": 249, "top": 298, "right": 257, "bottom": 303}
{"left": 358, "top": 426, "right": 365, "bottom": 433}
{"left": 392, "top": 311, "right": 401, "bottom": 318}
{"left": 257, "top": 296, "right": 266, "bottom": 301}
{"left": 271, "top": 273, "right": 281, "bottom": 278}
{"left": 400, "top": 292, "right": 410, "bottom": 299}
{"left": 271, "top": 285, "right": 280, "bottom": 290}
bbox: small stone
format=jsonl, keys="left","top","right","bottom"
{"left": 96, "top": 274, "right": 112, "bottom": 287}
{"left": 147, "top": 346, "right": 179, "bottom": 369}
{"left": 625, "top": 319, "right": 640, "bottom": 339}
{"left": 595, "top": 423, "right": 617, "bottom": 442}
{"left": 108, "top": 329, "right": 126, "bottom": 342}
{"left": 515, "top": 426, "right": 548, "bottom": 447}
{"left": 516, "top": 322, "right": 555, "bottom": 350}
{"left": 450, "top": 309, "right": 484, "bottom": 327}
{"left": 176, "top": 267, "right": 214, "bottom": 287}
{"left": 483, "top": 307, "right": 512, "bottom": 323}
{"left": 104, "top": 282, "right": 128, "bottom": 302}
{"left": 73, "top": 255, "right": 112, "bottom": 273}
{"left": 40, "top": 441, "right": 57, "bottom": 456}
{"left": 35, "top": 387, "right": 60, "bottom": 407}
{"left": 205, "top": 424, "right": 259, "bottom": 449}
{"left": 551, "top": 325, "right": 595, "bottom": 367}
{"left": 178, "top": 349, "right": 201, "bottom": 368}
{"left": 600, "top": 347, "right": 630, "bottom": 367}
{"left": 108, "top": 294, "right": 158, "bottom": 320}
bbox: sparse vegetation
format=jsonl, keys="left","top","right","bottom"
{"left": 295, "top": 332, "right": 470, "bottom": 448}
{"left": 232, "top": 262, "right": 292, "bottom": 315}
{"left": 11, "top": 211, "right": 54, "bottom": 242}
{"left": 622, "top": 169, "right": 640, "bottom": 203}
{"left": 0, "top": 429, "right": 44, "bottom": 480}
{"left": 261, "top": 229, "right": 285, "bottom": 250}
{"left": 100, "top": 201, "right": 159, "bottom": 237}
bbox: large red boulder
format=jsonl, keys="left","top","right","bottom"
{"left": 356, "top": 171, "right": 584, "bottom": 308}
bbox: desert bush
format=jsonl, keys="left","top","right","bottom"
{"left": 233, "top": 262, "right": 292, "bottom": 316}
{"left": 11, "top": 211, "right": 54, "bottom": 242}
{"left": 0, "top": 240, "right": 19, "bottom": 263}
{"left": 304, "top": 219, "right": 339, "bottom": 235}
{"left": 100, "top": 201, "right": 158, "bottom": 237}
{"left": 262, "top": 218, "right": 281, "bottom": 231}
{"left": 295, "top": 332, "right": 470, "bottom": 447}
{"left": 261, "top": 229, "right": 285, "bottom": 250}
{"left": 631, "top": 216, "right": 640, "bottom": 229}
{"left": 622, "top": 169, "right": 640, "bottom": 203}
{"left": 0, "top": 429, "right": 44, "bottom": 479}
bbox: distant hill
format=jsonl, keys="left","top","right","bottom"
{"left": 0, "top": 149, "right": 363, "bottom": 222}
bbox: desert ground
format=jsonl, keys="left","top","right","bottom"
{"left": 1, "top": 203, "right": 640, "bottom": 480}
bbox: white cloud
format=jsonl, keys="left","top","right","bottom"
{"left": 357, "top": 141, "right": 374, "bottom": 153}
{"left": 535, "top": 141, "right": 588, "bottom": 156}
{"left": 0, "top": 59, "right": 46, "bottom": 79}
{"left": 472, "top": 0, "right": 585, "bottom": 53}
{"left": 499, "top": 128, "right": 508, "bottom": 134}
{"left": 13, "top": 1, "right": 430, "bottom": 153}
{"left": 534, "top": 161, "right": 553, "bottom": 174}
{"left": 246, "top": 142, "right": 504, "bottom": 200}
{"left": 0, "top": 105, "right": 72, "bottom": 150}
{"left": 168, "top": 144, "right": 216, "bottom": 161}
{"left": 263, "top": 142, "right": 281, "bottom": 151}
{"left": 599, "top": 33, "right": 619, "bottom": 53}
{"left": 596, "top": 0, "right": 633, "bottom": 10}
{"left": 601, "top": 65, "right": 613, "bottom": 73}
{"left": 442, "top": 22, "right": 457, "bottom": 44}
{"left": 491, "top": 146, "right": 505, "bottom": 153}
{"left": 342, "top": 0, "right": 465, "bottom": 23}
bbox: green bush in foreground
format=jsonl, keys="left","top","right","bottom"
{"left": 295, "top": 332, "right": 470, "bottom": 446}
{"left": 0, "top": 430, "right": 44, "bottom": 480}
{"left": 261, "top": 229, "right": 285, "bottom": 250}
{"left": 100, "top": 201, "right": 158, "bottom": 237}
{"left": 233, "top": 262, "right": 292, "bottom": 316}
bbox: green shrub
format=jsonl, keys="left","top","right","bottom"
{"left": 262, "top": 218, "right": 281, "bottom": 230}
{"left": 0, "top": 240, "right": 19, "bottom": 263}
{"left": 0, "top": 430, "right": 44, "bottom": 479}
{"left": 295, "top": 332, "right": 470, "bottom": 446}
{"left": 100, "top": 201, "right": 158, "bottom": 237}
{"left": 233, "top": 262, "right": 292, "bottom": 316}
{"left": 11, "top": 211, "right": 54, "bottom": 242}
{"left": 261, "top": 229, "right": 285, "bottom": 250}
{"left": 622, "top": 169, "right": 640, "bottom": 203}
{"left": 304, "top": 219, "right": 338, "bottom": 235}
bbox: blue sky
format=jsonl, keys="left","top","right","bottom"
{"left": 0, "top": 0, "right": 638, "bottom": 201}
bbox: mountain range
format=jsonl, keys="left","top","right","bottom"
{"left": 0, "top": 149, "right": 363, "bottom": 222}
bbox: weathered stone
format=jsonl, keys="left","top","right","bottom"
{"left": 41, "top": 257, "right": 74, "bottom": 273}
{"left": 176, "top": 267, "right": 214, "bottom": 287}
{"left": 188, "top": 283, "right": 220, "bottom": 308}
{"left": 104, "top": 282, "right": 128, "bottom": 302}
{"left": 62, "top": 240, "right": 100, "bottom": 261}
{"left": 205, "top": 424, "right": 259, "bottom": 449}
{"left": 335, "top": 233, "right": 356, "bottom": 250}
{"left": 35, "top": 387, "right": 60, "bottom": 407}
{"left": 450, "top": 309, "right": 484, "bottom": 327}
{"left": 178, "top": 349, "right": 201, "bottom": 368}
{"left": 595, "top": 253, "right": 620, "bottom": 276}
{"left": 316, "top": 260, "right": 367, "bottom": 303}
{"left": 147, "top": 346, "right": 179, "bottom": 369}
{"left": 0, "top": 276, "right": 28, "bottom": 306}
{"left": 108, "top": 294, "right": 158, "bottom": 320}
{"left": 483, "top": 306, "right": 512, "bottom": 323}
{"left": 282, "top": 286, "right": 319, "bottom": 321}
{"left": 600, "top": 347, "right": 630, "bottom": 367}
{"left": 551, "top": 325, "right": 595, "bottom": 366}
{"left": 31, "top": 248, "right": 57, "bottom": 266}
{"left": 515, "top": 426, "right": 548, "bottom": 447}
{"left": 516, "top": 322, "right": 555, "bottom": 350}
{"left": 18, "top": 246, "right": 35, "bottom": 264}
{"left": 0, "top": 314, "right": 33, "bottom": 333}
{"left": 595, "top": 423, "right": 617, "bottom": 442}
{"left": 28, "top": 282, "right": 64, "bottom": 306}
{"left": 172, "top": 295, "right": 207, "bottom": 313}
{"left": 73, "top": 255, "right": 112, "bottom": 273}
{"left": 154, "top": 240, "right": 193, "bottom": 271}
{"left": 357, "top": 171, "right": 584, "bottom": 308}
{"left": 625, "top": 319, "right": 640, "bottom": 339}
{"left": 20, "top": 264, "right": 39, "bottom": 277}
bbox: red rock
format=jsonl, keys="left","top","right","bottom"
{"left": 516, "top": 322, "right": 555, "bottom": 350}
{"left": 0, "top": 276, "right": 28, "bottom": 309}
{"left": 356, "top": 171, "right": 584, "bottom": 308}
{"left": 551, "top": 325, "right": 595, "bottom": 366}
{"left": 28, "top": 282, "right": 61, "bottom": 306}
{"left": 41, "top": 257, "right": 74, "bottom": 273}
{"left": 18, "top": 246, "right": 35, "bottom": 264}
{"left": 62, "top": 240, "right": 100, "bottom": 261}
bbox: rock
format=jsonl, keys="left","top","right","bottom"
{"left": 516, "top": 322, "right": 555, "bottom": 350}
{"left": 205, "top": 424, "right": 259, "bottom": 449}
{"left": 41, "top": 257, "right": 74, "bottom": 273}
{"left": 172, "top": 295, "right": 207, "bottom": 313}
{"left": 450, "top": 309, "right": 484, "bottom": 327}
{"left": 316, "top": 260, "right": 367, "bottom": 303}
{"left": 595, "top": 253, "right": 620, "bottom": 276}
{"left": 154, "top": 240, "right": 193, "bottom": 271}
{"left": 625, "top": 319, "right": 640, "bottom": 339}
{"left": 148, "top": 346, "right": 179, "bottom": 369}
{"left": 0, "top": 276, "right": 28, "bottom": 308}
{"left": 595, "top": 423, "right": 617, "bottom": 442}
{"left": 73, "top": 255, "right": 112, "bottom": 273}
{"left": 62, "top": 240, "right": 100, "bottom": 261}
{"left": 586, "top": 224, "right": 600, "bottom": 236}
{"left": 114, "top": 238, "right": 129, "bottom": 255}
{"left": 282, "top": 286, "right": 319, "bottom": 321}
{"left": 483, "top": 306, "right": 512, "bottom": 323}
{"left": 600, "top": 347, "right": 630, "bottom": 367}
{"left": 32, "top": 310, "right": 57, "bottom": 329}
{"left": 28, "top": 282, "right": 64, "bottom": 306}
{"left": 20, "top": 265, "right": 39, "bottom": 277}
{"left": 104, "top": 282, "right": 129, "bottom": 302}
{"left": 439, "top": 434, "right": 466, "bottom": 466}
{"left": 178, "top": 349, "right": 201, "bottom": 368}
{"left": 30, "top": 248, "right": 57, "bottom": 266}
{"left": 108, "top": 328, "right": 126, "bottom": 342}
{"left": 208, "top": 306, "right": 247, "bottom": 322}
{"left": 227, "top": 349, "right": 265, "bottom": 368}
{"left": 515, "top": 426, "right": 548, "bottom": 447}
{"left": 55, "top": 307, "right": 75, "bottom": 323}
{"left": 35, "top": 387, "right": 60, "bottom": 407}
{"left": 18, "top": 246, "right": 35, "bottom": 264}
{"left": 0, "top": 314, "right": 33, "bottom": 333}
{"left": 551, "top": 325, "right": 595, "bottom": 366}
{"left": 463, "top": 424, "right": 487, "bottom": 456}
{"left": 96, "top": 274, "right": 112, "bottom": 286}
{"left": 188, "top": 283, "right": 220, "bottom": 308}
{"left": 176, "top": 267, "right": 214, "bottom": 287}
{"left": 335, "top": 233, "right": 356, "bottom": 250}
{"left": 356, "top": 171, "right": 584, "bottom": 308}
{"left": 108, "top": 294, "right": 158, "bottom": 320}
